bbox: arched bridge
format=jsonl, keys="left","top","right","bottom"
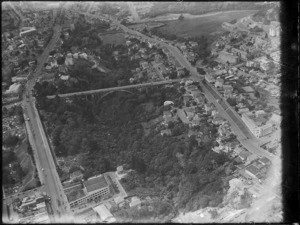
{"left": 47, "top": 79, "right": 183, "bottom": 99}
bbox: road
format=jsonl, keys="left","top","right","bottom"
{"left": 46, "top": 79, "right": 182, "bottom": 99}
{"left": 6, "top": 2, "right": 25, "bottom": 24}
{"left": 22, "top": 24, "right": 72, "bottom": 222}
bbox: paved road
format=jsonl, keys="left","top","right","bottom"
{"left": 46, "top": 79, "right": 182, "bottom": 99}
{"left": 22, "top": 25, "right": 72, "bottom": 223}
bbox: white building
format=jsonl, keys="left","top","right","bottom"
{"left": 93, "top": 204, "right": 116, "bottom": 223}
{"left": 242, "top": 112, "right": 273, "bottom": 138}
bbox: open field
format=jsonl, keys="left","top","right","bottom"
{"left": 155, "top": 10, "right": 258, "bottom": 38}
{"left": 100, "top": 32, "right": 126, "bottom": 46}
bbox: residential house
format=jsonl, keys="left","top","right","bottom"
{"left": 189, "top": 41, "right": 198, "bottom": 48}
{"left": 205, "top": 74, "right": 216, "bottom": 83}
{"left": 223, "top": 84, "right": 233, "bottom": 98}
{"left": 215, "top": 78, "right": 224, "bottom": 88}
{"left": 204, "top": 103, "right": 215, "bottom": 114}
{"left": 184, "top": 107, "right": 196, "bottom": 121}
{"left": 186, "top": 85, "right": 199, "bottom": 96}
{"left": 231, "top": 48, "right": 248, "bottom": 60}
{"left": 140, "top": 61, "right": 149, "bottom": 70}
{"left": 212, "top": 113, "right": 225, "bottom": 125}
{"left": 183, "top": 94, "right": 193, "bottom": 105}
{"left": 239, "top": 149, "right": 252, "bottom": 161}
{"left": 258, "top": 157, "right": 271, "bottom": 166}
{"left": 245, "top": 165, "right": 260, "bottom": 179}
{"left": 129, "top": 196, "right": 141, "bottom": 208}
{"left": 194, "top": 93, "right": 205, "bottom": 105}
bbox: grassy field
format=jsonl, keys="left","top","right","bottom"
{"left": 156, "top": 10, "right": 258, "bottom": 38}
{"left": 100, "top": 32, "right": 126, "bottom": 46}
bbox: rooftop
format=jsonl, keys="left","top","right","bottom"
{"left": 84, "top": 175, "right": 108, "bottom": 193}
{"left": 245, "top": 164, "right": 260, "bottom": 176}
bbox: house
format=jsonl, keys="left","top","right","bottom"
{"left": 258, "top": 157, "right": 271, "bottom": 166}
{"left": 205, "top": 74, "right": 216, "bottom": 83}
{"left": 242, "top": 86, "right": 255, "bottom": 93}
{"left": 215, "top": 78, "right": 224, "bottom": 88}
{"left": 239, "top": 149, "right": 252, "bottom": 161}
{"left": 194, "top": 93, "right": 205, "bottom": 105}
{"left": 60, "top": 75, "right": 70, "bottom": 80}
{"left": 129, "top": 196, "right": 141, "bottom": 208}
{"left": 245, "top": 165, "right": 260, "bottom": 178}
{"left": 212, "top": 113, "right": 225, "bottom": 125}
{"left": 223, "top": 85, "right": 233, "bottom": 98}
{"left": 140, "top": 61, "right": 149, "bottom": 70}
{"left": 245, "top": 154, "right": 258, "bottom": 165}
{"left": 189, "top": 41, "right": 198, "bottom": 47}
{"left": 70, "top": 170, "right": 83, "bottom": 181}
{"left": 204, "top": 103, "right": 215, "bottom": 114}
{"left": 183, "top": 95, "right": 193, "bottom": 105}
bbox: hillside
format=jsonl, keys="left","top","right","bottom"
{"left": 143, "top": 2, "right": 269, "bottom": 19}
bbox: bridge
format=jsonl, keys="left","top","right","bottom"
{"left": 46, "top": 79, "right": 183, "bottom": 99}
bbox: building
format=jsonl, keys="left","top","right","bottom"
{"left": 270, "top": 51, "right": 280, "bottom": 62}
{"left": 65, "top": 174, "right": 110, "bottom": 208}
{"left": 242, "top": 112, "right": 273, "bottom": 138}
{"left": 231, "top": 48, "right": 248, "bottom": 60}
{"left": 3, "top": 83, "right": 22, "bottom": 97}
{"left": 20, "top": 28, "right": 37, "bottom": 37}
{"left": 38, "top": 72, "right": 55, "bottom": 83}
{"left": 218, "top": 51, "right": 239, "bottom": 64}
{"left": 129, "top": 196, "right": 141, "bottom": 208}
{"left": 93, "top": 204, "right": 116, "bottom": 223}
{"left": 215, "top": 78, "right": 224, "bottom": 88}
{"left": 269, "top": 112, "right": 281, "bottom": 127}
{"left": 239, "top": 149, "right": 252, "bottom": 161}
{"left": 223, "top": 84, "right": 233, "bottom": 98}
{"left": 205, "top": 74, "right": 216, "bottom": 83}
{"left": 245, "top": 164, "right": 260, "bottom": 178}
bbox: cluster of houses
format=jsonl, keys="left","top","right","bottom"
{"left": 12, "top": 193, "right": 51, "bottom": 223}
{"left": 174, "top": 41, "right": 198, "bottom": 63}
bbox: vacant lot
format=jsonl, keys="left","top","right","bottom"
{"left": 156, "top": 10, "right": 258, "bottom": 38}
{"left": 100, "top": 32, "right": 126, "bottom": 46}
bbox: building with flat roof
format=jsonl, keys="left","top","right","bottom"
{"left": 242, "top": 112, "right": 273, "bottom": 138}
{"left": 64, "top": 174, "right": 110, "bottom": 208}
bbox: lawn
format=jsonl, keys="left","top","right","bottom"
{"left": 156, "top": 10, "right": 258, "bottom": 38}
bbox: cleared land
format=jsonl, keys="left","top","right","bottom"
{"left": 156, "top": 10, "right": 258, "bottom": 38}
{"left": 100, "top": 32, "right": 126, "bottom": 46}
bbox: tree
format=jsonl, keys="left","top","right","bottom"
{"left": 254, "top": 90, "right": 260, "bottom": 98}
{"left": 3, "top": 134, "right": 19, "bottom": 147}
{"left": 178, "top": 14, "right": 184, "bottom": 21}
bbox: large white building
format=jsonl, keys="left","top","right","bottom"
{"left": 242, "top": 112, "right": 273, "bottom": 138}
